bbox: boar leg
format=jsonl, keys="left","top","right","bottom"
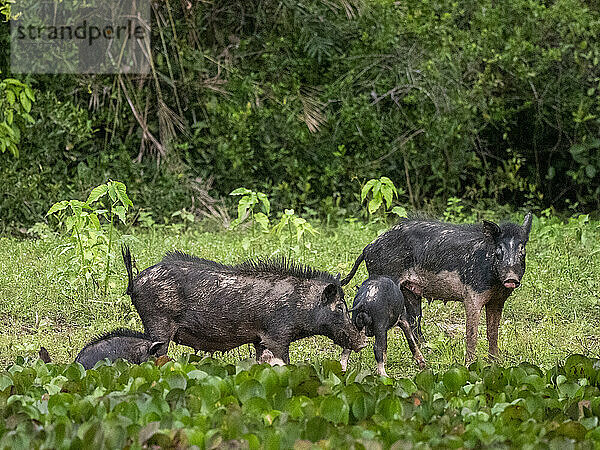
{"left": 402, "top": 288, "right": 424, "bottom": 343}
{"left": 397, "top": 318, "right": 426, "bottom": 369}
{"left": 485, "top": 297, "right": 505, "bottom": 359}
{"left": 373, "top": 327, "right": 388, "bottom": 377}
{"left": 143, "top": 316, "right": 174, "bottom": 357}
{"left": 254, "top": 342, "right": 267, "bottom": 362}
{"left": 340, "top": 348, "right": 351, "bottom": 371}
{"left": 463, "top": 296, "right": 485, "bottom": 364}
{"left": 272, "top": 346, "right": 290, "bottom": 365}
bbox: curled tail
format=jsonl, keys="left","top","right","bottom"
{"left": 122, "top": 245, "right": 134, "bottom": 296}
{"left": 340, "top": 252, "right": 365, "bottom": 286}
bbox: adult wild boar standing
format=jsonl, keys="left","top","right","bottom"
{"left": 341, "top": 213, "right": 533, "bottom": 363}
{"left": 123, "top": 248, "right": 367, "bottom": 364}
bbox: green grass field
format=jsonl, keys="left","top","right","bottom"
{"left": 1, "top": 215, "right": 599, "bottom": 376}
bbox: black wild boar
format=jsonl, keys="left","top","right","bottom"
{"left": 341, "top": 213, "right": 533, "bottom": 363}
{"left": 340, "top": 276, "right": 426, "bottom": 376}
{"left": 75, "top": 328, "right": 163, "bottom": 369}
{"left": 122, "top": 247, "right": 368, "bottom": 363}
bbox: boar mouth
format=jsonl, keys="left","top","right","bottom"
{"left": 503, "top": 279, "right": 520, "bottom": 289}
{"left": 354, "top": 336, "right": 368, "bottom": 351}
{"left": 335, "top": 329, "right": 368, "bottom": 352}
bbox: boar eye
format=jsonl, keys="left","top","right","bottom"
{"left": 336, "top": 303, "right": 345, "bottom": 311}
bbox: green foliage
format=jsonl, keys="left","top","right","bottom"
{"left": 0, "top": 0, "right": 15, "bottom": 21}
{"left": 229, "top": 188, "right": 319, "bottom": 257}
{"left": 230, "top": 188, "right": 271, "bottom": 234}
{"left": 0, "top": 78, "right": 35, "bottom": 157}
{"left": 4, "top": 0, "right": 600, "bottom": 232}
{"left": 3, "top": 355, "right": 600, "bottom": 447}
{"left": 361, "top": 176, "right": 398, "bottom": 215}
{"left": 442, "top": 197, "right": 478, "bottom": 223}
{"left": 229, "top": 187, "right": 271, "bottom": 252}
{"left": 46, "top": 181, "right": 133, "bottom": 292}
{"left": 271, "top": 209, "right": 319, "bottom": 258}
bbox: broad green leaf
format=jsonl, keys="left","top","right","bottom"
{"left": 254, "top": 212, "right": 270, "bottom": 233}
{"left": 361, "top": 179, "right": 377, "bottom": 202}
{"left": 165, "top": 373, "right": 187, "bottom": 390}
{"left": 257, "top": 192, "right": 270, "bottom": 215}
{"left": 242, "top": 396, "right": 271, "bottom": 415}
{"left": 443, "top": 367, "right": 468, "bottom": 392}
{"left": 392, "top": 206, "right": 407, "bottom": 218}
{"left": 86, "top": 184, "right": 108, "bottom": 205}
{"left": 230, "top": 187, "right": 252, "bottom": 196}
{"left": 25, "top": 86, "right": 35, "bottom": 101}
{"left": 0, "top": 373, "right": 13, "bottom": 390}
{"left": 114, "top": 205, "right": 127, "bottom": 224}
{"left": 107, "top": 182, "right": 117, "bottom": 202}
{"left": 368, "top": 196, "right": 382, "bottom": 214}
{"left": 19, "top": 91, "right": 31, "bottom": 112}
{"left": 112, "top": 181, "right": 133, "bottom": 207}
{"left": 6, "top": 89, "right": 15, "bottom": 105}
{"left": 381, "top": 184, "right": 395, "bottom": 208}
{"left": 236, "top": 201, "right": 249, "bottom": 223}
{"left": 380, "top": 176, "right": 396, "bottom": 191}
{"left": 88, "top": 213, "right": 100, "bottom": 230}
{"left": 585, "top": 164, "right": 596, "bottom": 178}
{"left": 320, "top": 396, "right": 348, "bottom": 424}
{"left": 237, "top": 379, "right": 266, "bottom": 402}
{"left": 47, "top": 200, "right": 69, "bottom": 216}
{"left": 376, "top": 396, "right": 403, "bottom": 420}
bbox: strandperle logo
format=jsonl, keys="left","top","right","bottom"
{"left": 15, "top": 20, "right": 145, "bottom": 46}
{"left": 11, "top": 0, "right": 150, "bottom": 74}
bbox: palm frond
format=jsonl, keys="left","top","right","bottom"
{"left": 298, "top": 86, "right": 327, "bottom": 133}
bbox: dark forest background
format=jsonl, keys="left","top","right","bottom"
{"left": 2, "top": 0, "right": 600, "bottom": 231}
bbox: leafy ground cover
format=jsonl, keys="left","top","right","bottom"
{"left": 2, "top": 354, "right": 600, "bottom": 448}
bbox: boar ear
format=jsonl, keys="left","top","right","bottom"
{"left": 148, "top": 341, "right": 165, "bottom": 356}
{"left": 522, "top": 212, "right": 533, "bottom": 241}
{"left": 322, "top": 283, "right": 339, "bottom": 304}
{"left": 482, "top": 220, "right": 501, "bottom": 241}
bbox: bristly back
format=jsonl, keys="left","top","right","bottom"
{"left": 83, "top": 328, "right": 150, "bottom": 348}
{"left": 162, "top": 251, "right": 339, "bottom": 284}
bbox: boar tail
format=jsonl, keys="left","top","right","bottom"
{"left": 341, "top": 252, "right": 365, "bottom": 286}
{"left": 122, "top": 245, "right": 134, "bottom": 296}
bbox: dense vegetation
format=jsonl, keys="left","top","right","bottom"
{"left": 3, "top": 0, "right": 600, "bottom": 231}
{"left": 3, "top": 354, "right": 600, "bottom": 448}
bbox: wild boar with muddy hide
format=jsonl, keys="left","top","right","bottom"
{"left": 123, "top": 247, "right": 368, "bottom": 364}
{"left": 341, "top": 213, "right": 533, "bottom": 363}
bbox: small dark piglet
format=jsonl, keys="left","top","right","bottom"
{"left": 74, "top": 328, "right": 163, "bottom": 369}
{"left": 341, "top": 213, "right": 533, "bottom": 363}
{"left": 340, "top": 277, "right": 426, "bottom": 376}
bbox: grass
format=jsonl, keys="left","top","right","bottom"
{"left": 1, "top": 216, "right": 599, "bottom": 377}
